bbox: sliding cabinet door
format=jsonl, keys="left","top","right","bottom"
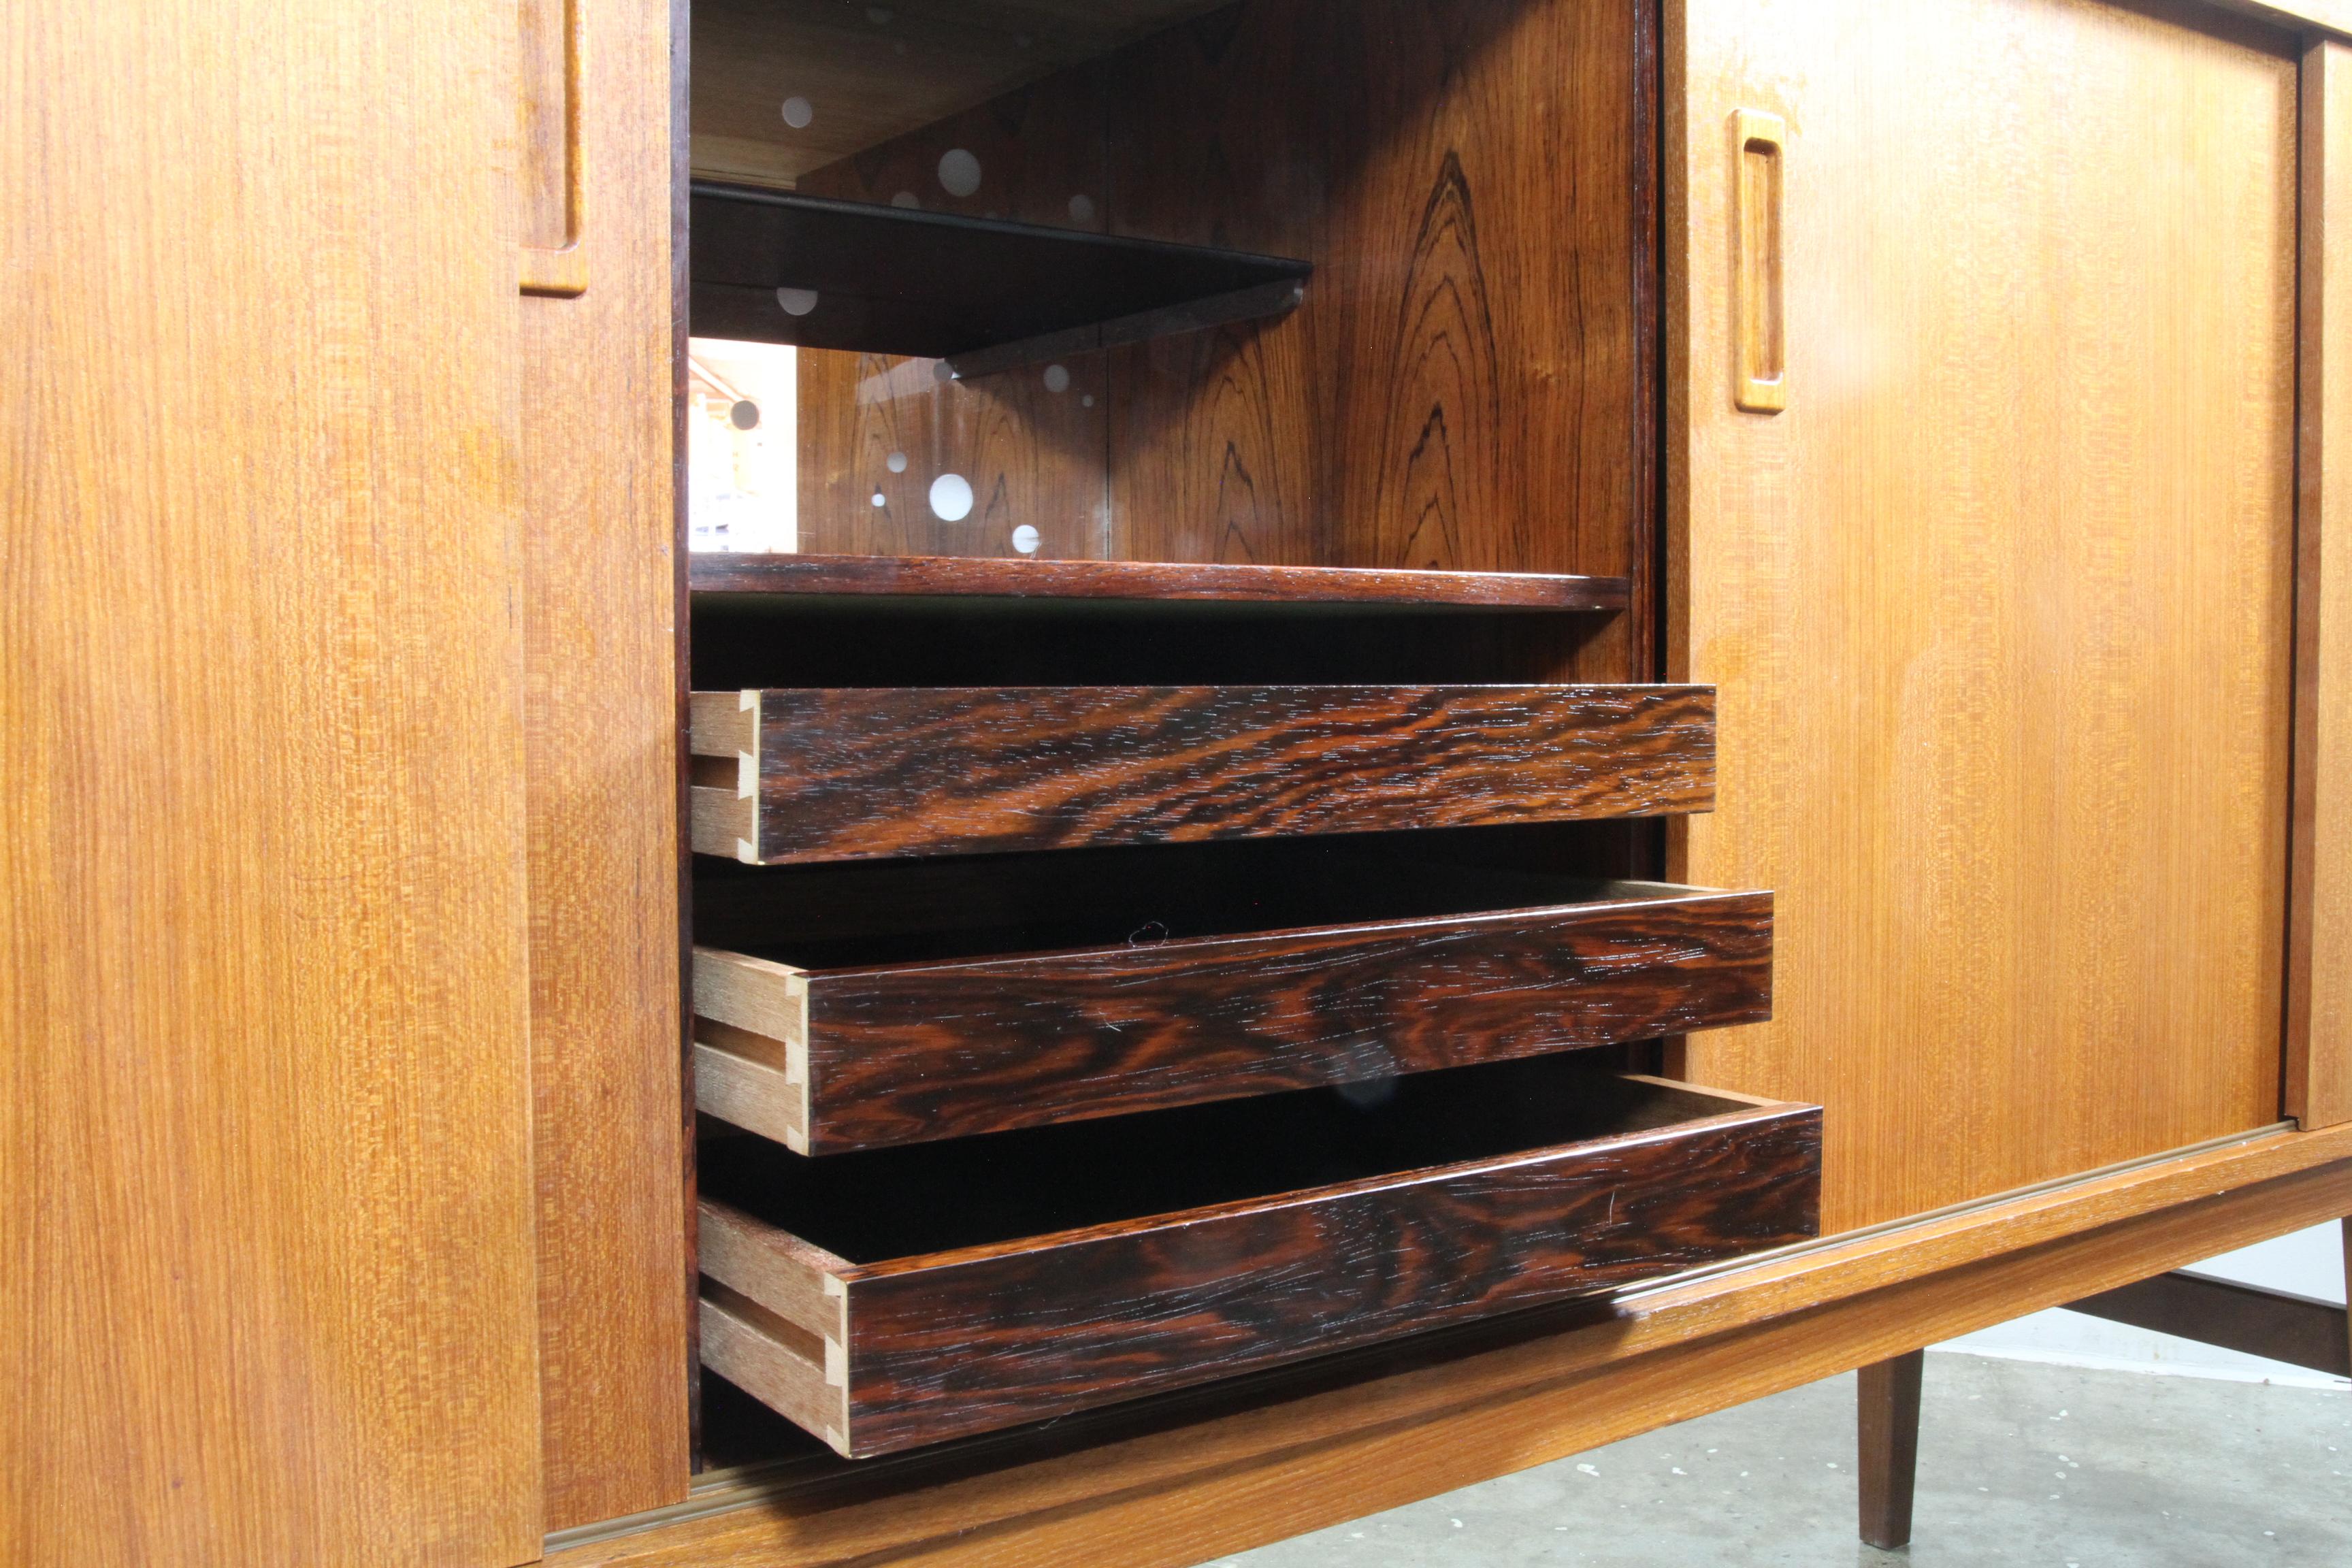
{"left": 2, "top": 0, "right": 542, "bottom": 1562}
{"left": 1670, "top": 0, "right": 2299, "bottom": 1230}
{"left": 518, "top": 0, "right": 692, "bottom": 1531}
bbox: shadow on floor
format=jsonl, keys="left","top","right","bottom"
{"left": 1199, "top": 1352, "right": 2352, "bottom": 1567}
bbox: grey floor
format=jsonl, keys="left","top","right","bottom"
{"left": 1196, "top": 1353, "right": 2352, "bottom": 1567}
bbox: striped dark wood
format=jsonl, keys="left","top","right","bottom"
{"left": 693, "top": 881, "right": 1772, "bottom": 1154}
{"left": 689, "top": 553, "right": 1632, "bottom": 612}
{"left": 696, "top": 1061, "right": 1822, "bottom": 1457}
{"left": 690, "top": 684, "right": 1714, "bottom": 864}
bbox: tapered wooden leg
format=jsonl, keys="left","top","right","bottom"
{"left": 1858, "top": 1350, "right": 1925, "bottom": 1550}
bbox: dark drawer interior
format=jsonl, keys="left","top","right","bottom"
{"left": 700, "top": 1053, "right": 1761, "bottom": 1260}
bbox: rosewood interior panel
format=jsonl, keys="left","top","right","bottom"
{"left": 781, "top": 0, "right": 1654, "bottom": 683}
{"left": 689, "top": 0, "right": 1226, "bottom": 190}
{"left": 695, "top": 1060, "right": 1821, "bottom": 1456}
{"left": 693, "top": 881, "right": 1772, "bottom": 1153}
{"left": 690, "top": 683, "right": 1714, "bottom": 863}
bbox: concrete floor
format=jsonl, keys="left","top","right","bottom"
{"left": 1196, "top": 1353, "right": 2352, "bottom": 1567}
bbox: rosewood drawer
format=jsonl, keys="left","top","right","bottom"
{"left": 688, "top": 684, "right": 1715, "bottom": 864}
{"left": 693, "top": 877, "right": 1772, "bottom": 1154}
{"left": 696, "top": 1055, "right": 1823, "bottom": 1457}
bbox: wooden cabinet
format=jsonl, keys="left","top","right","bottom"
{"left": 663, "top": 0, "right": 1788, "bottom": 1458}
{"left": 18, "top": 0, "right": 2352, "bottom": 1564}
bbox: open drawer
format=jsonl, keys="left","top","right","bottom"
{"left": 693, "top": 872, "right": 1772, "bottom": 1154}
{"left": 688, "top": 684, "right": 1714, "bottom": 864}
{"left": 697, "top": 1054, "right": 1822, "bottom": 1457}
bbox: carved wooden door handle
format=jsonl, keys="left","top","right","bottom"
{"left": 521, "top": 0, "right": 587, "bottom": 296}
{"left": 1733, "top": 108, "right": 1786, "bottom": 412}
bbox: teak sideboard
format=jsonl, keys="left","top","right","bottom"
{"left": 10, "top": 0, "right": 2352, "bottom": 1564}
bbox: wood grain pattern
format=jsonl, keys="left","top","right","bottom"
{"left": 698, "top": 1070, "right": 1819, "bottom": 1456}
{"left": 523, "top": 0, "right": 694, "bottom": 1527}
{"left": 1093, "top": 1, "right": 1326, "bottom": 568}
{"left": 696, "top": 883, "right": 1771, "bottom": 1152}
{"left": 693, "top": 945, "right": 811, "bottom": 1150}
{"left": 0, "top": 0, "right": 543, "bottom": 1559}
{"left": 693, "top": 683, "right": 1712, "bottom": 862}
{"left": 787, "top": 65, "right": 1113, "bottom": 563}
{"left": 1670, "top": 0, "right": 2298, "bottom": 1230}
{"left": 688, "top": 0, "right": 1223, "bottom": 189}
{"left": 779, "top": 0, "right": 1654, "bottom": 687}
{"left": 689, "top": 552, "right": 1631, "bottom": 610}
{"left": 2292, "top": 37, "right": 2352, "bottom": 1132}
{"left": 553, "top": 1128, "right": 2352, "bottom": 1567}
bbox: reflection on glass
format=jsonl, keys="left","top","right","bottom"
{"left": 688, "top": 338, "right": 797, "bottom": 553}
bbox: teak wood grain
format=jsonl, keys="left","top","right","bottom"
{"left": 2291, "top": 37, "right": 2352, "bottom": 1131}
{"left": 693, "top": 883, "right": 1772, "bottom": 1152}
{"left": 695, "top": 1070, "right": 1820, "bottom": 1456}
{"left": 1, "top": 0, "right": 543, "bottom": 1558}
{"left": 521, "top": 0, "right": 693, "bottom": 1527}
{"left": 1670, "top": 0, "right": 2298, "bottom": 1228}
{"left": 687, "top": 552, "right": 1631, "bottom": 611}
{"left": 690, "top": 684, "right": 1714, "bottom": 862}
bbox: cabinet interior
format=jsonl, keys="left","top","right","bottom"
{"left": 681, "top": 0, "right": 1665, "bottom": 1471}
{"left": 688, "top": 591, "right": 1626, "bottom": 687}
{"left": 700, "top": 1053, "right": 1727, "bottom": 1265}
{"left": 692, "top": 829, "right": 1663, "bottom": 971}
{"left": 685, "top": 0, "right": 1652, "bottom": 599}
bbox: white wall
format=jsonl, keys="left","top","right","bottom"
{"left": 1937, "top": 1222, "right": 2348, "bottom": 1388}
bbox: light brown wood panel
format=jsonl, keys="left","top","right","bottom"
{"left": 546, "top": 1126, "right": 2352, "bottom": 1567}
{"left": 0, "top": 0, "right": 542, "bottom": 1562}
{"left": 2292, "top": 38, "right": 2352, "bottom": 1131}
{"left": 522, "top": 0, "right": 693, "bottom": 1529}
{"left": 1668, "top": 0, "right": 2298, "bottom": 1229}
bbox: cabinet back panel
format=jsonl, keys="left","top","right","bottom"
{"left": 1672, "top": 0, "right": 2297, "bottom": 1229}
{"left": 772, "top": 0, "right": 1654, "bottom": 685}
